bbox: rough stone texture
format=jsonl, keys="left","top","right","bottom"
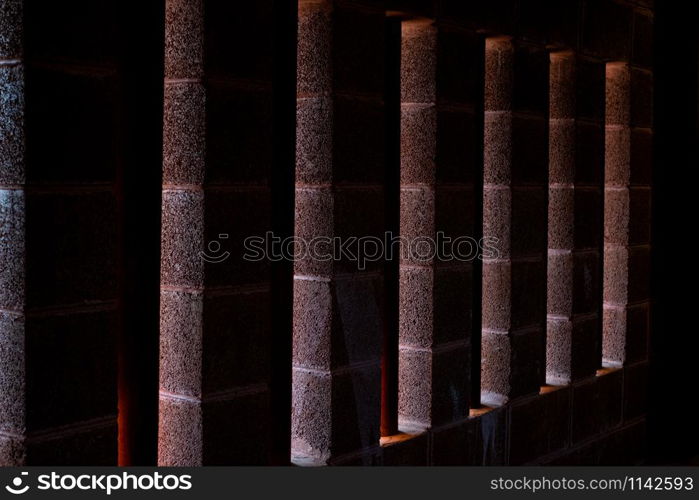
{"left": 0, "top": 65, "right": 24, "bottom": 185}
{"left": 164, "top": 0, "right": 203, "bottom": 79}
{"left": 0, "top": 189, "right": 25, "bottom": 310}
{"left": 0, "top": 0, "right": 22, "bottom": 59}
{"left": 162, "top": 82, "right": 205, "bottom": 185}
{"left": 159, "top": 289, "right": 203, "bottom": 399}
{"left": 0, "top": 312, "right": 24, "bottom": 435}
{"left": 158, "top": 397, "right": 203, "bottom": 466}
{"left": 160, "top": 190, "right": 204, "bottom": 288}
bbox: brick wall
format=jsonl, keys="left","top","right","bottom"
{"left": 0, "top": 0, "right": 660, "bottom": 466}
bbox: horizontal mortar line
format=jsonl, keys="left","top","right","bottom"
{"left": 400, "top": 262, "right": 433, "bottom": 271}
{"left": 401, "top": 101, "right": 435, "bottom": 108}
{"left": 202, "top": 383, "right": 269, "bottom": 403}
{"left": 547, "top": 314, "right": 573, "bottom": 321}
{"left": 548, "top": 248, "right": 573, "bottom": 255}
{"left": 483, "top": 184, "right": 511, "bottom": 190}
{"left": 295, "top": 184, "right": 332, "bottom": 190}
{"left": 549, "top": 183, "right": 575, "bottom": 189}
{"left": 293, "top": 274, "right": 331, "bottom": 283}
{"left": 398, "top": 339, "right": 470, "bottom": 353}
{"left": 482, "top": 257, "right": 511, "bottom": 264}
{"left": 605, "top": 123, "right": 631, "bottom": 131}
{"left": 159, "top": 391, "right": 201, "bottom": 404}
{"left": 0, "top": 185, "right": 23, "bottom": 190}
{"left": 25, "top": 300, "right": 118, "bottom": 318}
{"left": 603, "top": 300, "right": 650, "bottom": 309}
{"left": 605, "top": 185, "right": 631, "bottom": 192}
{"left": 27, "top": 415, "right": 117, "bottom": 443}
{"left": 162, "top": 283, "right": 271, "bottom": 297}
{"left": 549, "top": 117, "right": 576, "bottom": 124}
{"left": 296, "top": 92, "right": 332, "bottom": 100}
{"left": 0, "top": 430, "right": 23, "bottom": 440}
{"left": 484, "top": 109, "right": 512, "bottom": 116}
{"left": 0, "top": 59, "right": 22, "bottom": 67}
{"left": 0, "top": 307, "right": 24, "bottom": 317}
{"left": 162, "top": 184, "right": 203, "bottom": 192}
{"left": 483, "top": 325, "right": 543, "bottom": 336}
{"left": 164, "top": 77, "right": 202, "bottom": 84}
{"left": 604, "top": 243, "right": 651, "bottom": 250}
{"left": 292, "top": 359, "right": 380, "bottom": 377}
{"left": 396, "top": 417, "right": 430, "bottom": 432}
{"left": 160, "top": 284, "right": 204, "bottom": 294}
{"left": 401, "top": 183, "right": 434, "bottom": 191}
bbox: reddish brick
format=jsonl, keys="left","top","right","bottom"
{"left": 482, "top": 261, "right": 511, "bottom": 331}
{"left": 605, "top": 126, "right": 631, "bottom": 186}
{"left": 158, "top": 397, "right": 202, "bottom": 466}
{"left": 603, "top": 245, "right": 629, "bottom": 306}
{"left": 547, "top": 251, "right": 573, "bottom": 317}
{"left": 400, "top": 104, "right": 436, "bottom": 185}
{"left": 484, "top": 38, "right": 513, "bottom": 112}
{"left": 604, "top": 188, "right": 630, "bottom": 246}
{"left": 159, "top": 289, "right": 203, "bottom": 399}
{"left": 296, "top": 96, "right": 332, "bottom": 185}
{"left": 164, "top": 0, "right": 203, "bottom": 79}
{"left": 401, "top": 20, "right": 436, "bottom": 104}
{"left": 160, "top": 189, "right": 204, "bottom": 288}
{"left": 547, "top": 316, "right": 600, "bottom": 384}
{"left": 483, "top": 187, "right": 511, "bottom": 259}
{"left": 294, "top": 187, "right": 333, "bottom": 277}
{"left": 293, "top": 279, "right": 333, "bottom": 370}
{"left": 291, "top": 368, "right": 331, "bottom": 462}
{"left": 162, "top": 82, "right": 205, "bottom": 185}
{"left": 400, "top": 187, "right": 435, "bottom": 265}
{"left": 484, "top": 111, "right": 513, "bottom": 185}
{"left": 548, "top": 186, "right": 574, "bottom": 250}
{"left": 549, "top": 120, "right": 575, "bottom": 184}
{"left": 297, "top": 0, "right": 332, "bottom": 96}
{"left": 606, "top": 63, "right": 630, "bottom": 126}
